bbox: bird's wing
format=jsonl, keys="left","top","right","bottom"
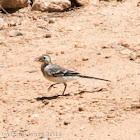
{"left": 47, "top": 64, "right": 80, "bottom": 77}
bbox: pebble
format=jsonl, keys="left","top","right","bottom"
{"left": 48, "top": 19, "right": 55, "bottom": 24}
{"left": 102, "top": 46, "right": 108, "bottom": 49}
{"left": 95, "top": 112, "right": 104, "bottom": 118}
{"left": 90, "top": 133, "right": 94, "bottom": 136}
{"left": 0, "top": 42, "right": 5, "bottom": 45}
{"left": 59, "top": 111, "right": 65, "bottom": 115}
{"left": 42, "top": 101, "right": 49, "bottom": 105}
{"left": 38, "top": 104, "right": 45, "bottom": 108}
{"left": 119, "top": 49, "right": 132, "bottom": 55}
{"left": 105, "top": 55, "right": 111, "bottom": 59}
{"left": 8, "top": 21, "right": 16, "bottom": 27}
{"left": 42, "top": 15, "right": 48, "bottom": 19}
{"left": 108, "top": 107, "right": 116, "bottom": 111}
{"left": 79, "top": 126, "right": 85, "bottom": 130}
{"left": 126, "top": 96, "right": 132, "bottom": 100}
{"left": 46, "top": 50, "right": 53, "bottom": 54}
{"left": 118, "top": 42, "right": 129, "bottom": 48}
{"left": 78, "top": 107, "right": 84, "bottom": 111}
{"left": 31, "top": 114, "right": 39, "bottom": 124}
{"left": 64, "top": 121, "right": 70, "bottom": 125}
{"left": 30, "top": 99, "right": 36, "bottom": 103}
{"left": 44, "top": 33, "right": 51, "bottom": 38}
{"left": 129, "top": 52, "right": 137, "bottom": 60}
{"left": 108, "top": 120, "right": 115, "bottom": 124}
{"left": 137, "top": 1, "right": 140, "bottom": 6}
{"left": 107, "top": 114, "right": 115, "bottom": 118}
{"left": 82, "top": 58, "right": 88, "bottom": 61}
{"left": 97, "top": 52, "right": 101, "bottom": 55}
{"left": 89, "top": 116, "right": 94, "bottom": 121}
{"left": 9, "top": 30, "right": 23, "bottom": 37}
{"left": 61, "top": 51, "right": 65, "bottom": 54}
{"left": 32, "top": 114, "right": 39, "bottom": 118}
{"left": 115, "top": 45, "right": 124, "bottom": 51}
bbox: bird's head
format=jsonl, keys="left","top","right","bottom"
{"left": 35, "top": 54, "right": 51, "bottom": 64}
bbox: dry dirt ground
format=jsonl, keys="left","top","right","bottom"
{"left": 0, "top": 0, "right": 140, "bottom": 140}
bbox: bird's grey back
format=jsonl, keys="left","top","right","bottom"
{"left": 41, "top": 63, "right": 80, "bottom": 77}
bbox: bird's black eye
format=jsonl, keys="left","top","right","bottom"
{"left": 43, "top": 57, "right": 46, "bottom": 60}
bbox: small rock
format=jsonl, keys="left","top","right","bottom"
{"left": 0, "top": 42, "right": 5, "bottom": 45}
{"left": 95, "top": 112, "right": 104, "bottom": 118}
{"left": 111, "top": 45, "right": 116, "bottom": 49}
{"left": 129, "top": 52, "right": 137, "bottom": 60}
{"left": 89, "top": 116, "right": 94, "bottom": 121}
{"left": 46, "top": 50, "right": 53, "bottom": 54}
{"left": 122, "top": 43, "right": 129, "bottom": 48}
{"left": 64, "top": 121, "right": 70, "bottom": 125}
{"left": 59, "top": 111, "right": 65, "bottom": 115}
{"left": 126, "top": 96, "right": 132, "bottom": 100}
{"left": 42, "top": 101, "right": 49, "bottom": 105}
{"left": 119, "top": 49, "right": 132, "bottom": 55}
{"left": 97, "top": 52, "right": 101, "bottom": 55}
{"left": 42, "top": 15, "right": 48, "bottom": 19}
{"left": 30, "top": 99, "right": 36, "bottom": 103}
{"left": 117, "top": 42, "right": 129, "bottom": 48}
{"left": 79, "top": 126, "right": 85, "bottom": 130}
{"left": 32, "top": 114, "right": 39, "bottom": 118}
{"left": 78, "top": 107, "right": 84, "bottom": 111}
{"left": 115, "top": 45, "right": 124, "bottom": 51}
{"left": 75, "top": 0, "right": 90, "bottom": 6}
{"left": 108, "top": 107, "right": 115, "bottom": 111}
{"left": 50, "top": 104, "right": 54, "bottom": 107}
{"left": 55, "top": 52, "right": 59, "bottom": 56}
{"left": 102, "top": 46, "right": 108, "bottom": 49}
{"left": 48, "top": 19, "right": 55, "bottom": 24}
{"left": 38, "top": 104, "right": 45, "bottom": 108}
{"left": 90, "top": 133, "right": 94, "bottom": 137}
{"left": 9, "top": 30, "right": 23, "bottom": 37}
{"left": 32, "top": 15, "right": 38, "bottom": 20}
{"left": 31, "top": 114, "right": 39, "bottom": 124}
{"left": 108, "top": 120, "right": 115, "bottom": 124}
{"left": 107, "top": 114, "right": 115, "bottom": 118}
{"left": 32, "top": 0, "right": 71, "bottom": 12}
{"left": 44, "top": 34, "right": 51, "bottom": 38}
{"left": 8, "top": 21, "right": 16, "bottom": 27}
{"left": 61, "top": 51, "right": 65, "bottom": 54}
{"left": 82, "top": 58, "right": 88, "bottom": 61}
{"left": 105, "top": 55, "right": 111, "bottom": 59}
{"left": 0, "top": 0, "right": 28, "bottom": 9}
{"left": 137, "top": 1, "right": 140, "bottom": 6}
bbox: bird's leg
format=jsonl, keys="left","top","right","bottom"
{"left": 62, "top": 83, "right": 67, "bottom": 95}
{"left": 48, "top": 83, "right": 60, "bottom": 92}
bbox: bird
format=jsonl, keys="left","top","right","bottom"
{"left": 35, "top": 54, "right": 110, "bottom": 95}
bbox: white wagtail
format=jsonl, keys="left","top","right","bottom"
{"left": 36, "top": 54, "right": 110, "bottom": 95}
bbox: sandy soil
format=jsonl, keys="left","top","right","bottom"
{"left": 0, "top": 0, "right": 140, "bottom": 140}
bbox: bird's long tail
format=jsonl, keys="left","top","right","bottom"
{"left": 80, "top": 75, "right": 110, "bottom": 82}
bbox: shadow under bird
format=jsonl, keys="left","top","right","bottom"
{"left": 35, "top": 54, "right": 110, "bottom": 95}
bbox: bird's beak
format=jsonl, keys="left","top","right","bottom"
{"left": 34, "top": 56, "right": 42, "bottom": 62}
{"left": 34, "top": 57, "right": 39, "bottom": 61}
